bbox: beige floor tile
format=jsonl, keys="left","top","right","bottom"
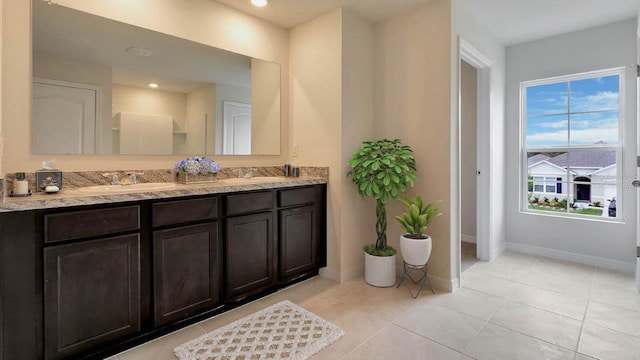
{"left": 490, "top": 301, "right": 582, "bottom": 350}
{"left": 117, "top": 324, "right": 205, "bottom": 360}
{"left": 308, "top": 346, "right": 347, "bottom": 360}
{"left": 592, "top": 267, "right": 636, "bottom": 291}
{"left": 467, "top": 261, "right": 532, "bottom": 282}
{"left": 460, "top": 270, "right": 517, "bottom": 298}
{"left": 348, "top": 324, "right": 463, "bottom": 360}
{"left": 589, "top": 283, "right": 640, "bottom": 313}
{"left": 339, "top": 283, "right": 421, "bottom": 322}
{"left": 257, "top": 283, "right": 313, "bottom": 306}
{"left": 517, "top": 268, "right": 592, "bottom": 299}
{"left": 574, "top": 354, "right": 598, "bottom": 360}
{"left": 493, "top": 250, "right": 539, "bottom": 269}
{"left": 579, "top": 322, "right": 640, "bottom": 360}
{"left": 507, "top": 283, "right": 588, "bottom": 320}
{"left": 394, "top": 300, "right": 485, "bottom": 351}
{"left": 463, "top": 323, "right": 575, "bottom": 360}
{"left": 104, "top": 356, "right": 118, "bottom": 360}
{"left": 316, "top": 301, "right": 389, "bottom": 354}
{"left": 309, "top": 277, "right": 368, "bottom": 300}
{"left": 426, "top": 288, "right": 504, "bottom": 321}
{"left": 585, "top": 301, "right": 640, "bottom": 337}
{"left": 197, "top": 302, "right": 266, "bottom": 332}
{"left": 456, "top": 355, "right": 475, "bottom": 360}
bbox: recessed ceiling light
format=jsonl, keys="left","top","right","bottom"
{"left": 126, "top": 47, "right": 154, "bottom": 57}
{"left": 251, "top": 0, "right": 267, "bottom": 7}
{"left": 149, "top": 83, "right": 159, "bottom": 88}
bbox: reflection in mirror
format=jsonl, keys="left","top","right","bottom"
{"left": 32, "top": 1, "right": 281, "bottom": 155}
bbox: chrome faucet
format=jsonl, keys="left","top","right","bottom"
{"left": 102, "top": 173, "right": 120, "bottom": 185}
{"left": 125, "top": 172, "right": 144, "bottom": 185}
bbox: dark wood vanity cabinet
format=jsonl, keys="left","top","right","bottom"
{"left": 0, "top": 183, "right": 326, "bottom": 360}
{"left": 39, "top": 206, "right": 142, "bottom": 360}
{"left": 278, "top": 205, "right": 318, "bottom": 279}
{"left": 223, "top": 191, "right": 276, "bottom": 300}
{"left": 44, "top": 234, "right": 141, "bottom": 360}
{"left": 151, "top": 197, "right": 220, "bottom": 326}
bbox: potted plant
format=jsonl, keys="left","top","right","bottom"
{"left": 347, "top": 139, "right": 417, "bottom": 287}
{"left": 395, "top": 196, "right": 441, "bottom": 266}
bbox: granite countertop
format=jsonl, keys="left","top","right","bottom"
{"left": 0, "top": 176, "right": 327, "bottom": 212}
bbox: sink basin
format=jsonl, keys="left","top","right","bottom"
{"left": 77, "top": 182, "right": 179, "bottom": 193}
{"left": 220, "top": 176, "right": 288, "bottom": 184}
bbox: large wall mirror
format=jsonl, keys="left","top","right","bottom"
{"left": 32, "top": 1, "right": 281, "bottom": 155}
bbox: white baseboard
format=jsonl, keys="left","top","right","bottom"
{"left": 491, "top": 242, "right": 506, "bottom": 261}
{"left": 506, "top": 242, "right": 635, "bottom": 273}
{"left": 319, "top": 265, "right": 365, "bottom": 283}
{"left": 461, "top": 234, "right": 476, "bottom": 244}
{"left": 429, "top": 274, "right": 457, "bottom": 292}
{"left": 318, "top": 267, "right": 340, "bottom": 282}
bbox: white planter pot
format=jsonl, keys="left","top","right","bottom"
{"left": 364, "top": 252, "right": 396, "bottom": 287}
{"left": 400, "top": 234, "right": 432, "bottom": 266}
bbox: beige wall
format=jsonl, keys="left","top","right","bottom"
{"left": 33, "top": 54, "right": 113, "bottom": 154}
{"left": 2, "top": 0, "right": 289, "bottom": 173}
{"left": 251, "top": 59, "right": 281, "bottom": 155}
{"left": 185, "top": 84, "right": 216, "bottom": 154}
{"left": 340, "top": 9, "right": 376, "bottom": 280}
{"left": 112, "top": 84, "right": 187, "bottom": 129}
{"left": 460, "top": 60, "right": 477, "bottom": 240}
{"left": 290, "top": 8, "right": 343, "bottom": 280}
{"left": 374, "top": 0, "right": 452, "bottom": 283}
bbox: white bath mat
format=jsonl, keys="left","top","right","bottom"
{"left": 174, "top": 300, "right": 345, "bottom": 360}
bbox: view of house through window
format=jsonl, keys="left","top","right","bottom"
{"left": 521, "top": 68, "right": 622, "bottom": 219}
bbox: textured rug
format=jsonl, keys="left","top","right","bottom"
{"left": 174, "top": 300, "right": 345, "bottom": 360}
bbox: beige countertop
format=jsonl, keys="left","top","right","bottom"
{"left": 0, "top": 176, "right": 327, "bottom": 212}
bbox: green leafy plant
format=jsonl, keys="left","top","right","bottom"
{"left": 394, "top": 196, "right": 442, "bottom": 239}
{"left": 347, "top": 139, "right": 417, "bottom": 256}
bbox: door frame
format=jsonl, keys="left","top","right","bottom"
{"left": 457, "top": 38, "right": 493, "bottom": 276}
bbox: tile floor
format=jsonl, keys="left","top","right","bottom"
{"left": 112, "top": 250, "right": 640, "bottom": 360}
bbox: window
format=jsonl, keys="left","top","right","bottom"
{"left": 521, "top": 68, "right": 623, "bottom": 219}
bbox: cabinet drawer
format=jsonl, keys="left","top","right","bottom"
{"left": 225, "top": 191, "right": 273, "bottom": 216}
{"left": 278, "top": 187, "right": 316, "bottom": 207}
{"left": 45, "top": 206, "right": 140, "bottom": 243}
{"left": 153, "top": 197, "right": 217, "bottom": 227}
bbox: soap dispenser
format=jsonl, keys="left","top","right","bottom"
{"left": 12, "top": 172, "right": 29, "bottom": 196}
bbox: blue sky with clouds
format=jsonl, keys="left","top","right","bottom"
{"left": 525, "top": 75, "right": 619, "bottom": 147}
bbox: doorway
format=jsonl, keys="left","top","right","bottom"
{"left": 457, "top": 38, "right": 493, "bottom": 285}
{"left": 460, "top": 60, "right": 479, "bottom": 272}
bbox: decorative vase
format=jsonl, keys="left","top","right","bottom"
{"left": 176, "top": 172, "right": 218, "bottom": 184}
{"left": 364, "top": 252, "right": 396, "bottom": 287}
{"left": 399, "top": 234, "right": 432, "bottom": 266}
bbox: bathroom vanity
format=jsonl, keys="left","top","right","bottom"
{"left": 0, "top": 179, "right": 327, "bottom": 360}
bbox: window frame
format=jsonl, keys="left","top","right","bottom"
{"left": 520, "top": 67, "right": 625, "bottom": 221}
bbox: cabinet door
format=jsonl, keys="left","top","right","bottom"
{"left": 279, "top": 206, "right": 318, "bottom": 279}
{"left": 225, "top": 213, "right": 274, "bottom": 299}
{"left": 44, "top": 234, "right": 140, "bottom": 360}
{"left": 153, "top": 222, "right": 220, "bottom": 326}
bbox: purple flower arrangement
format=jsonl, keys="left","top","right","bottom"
{"left": 174, "top": 156, "right": 221, "bottom": 176}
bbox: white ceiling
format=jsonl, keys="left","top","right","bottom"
{"left": 215, "top": 0, "right": 433, "bottom": 28}
{"left": 216, "top": 0, "right": 640, "bottom": 45}
{"left": 462, "top": 0, "right": 640, "bottom": 45}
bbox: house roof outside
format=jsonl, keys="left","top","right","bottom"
{"left": 546, "top": 151, "right": 616, "bottom": 169}
{"left": 527, "top": 154, "right": 550, "bottom": 167}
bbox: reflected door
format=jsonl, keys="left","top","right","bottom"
{"left": 32, "top": 80, "right": 97, "bottom": 154}
{"left": 223, "top": 101, "right": 251, "bottom": 155}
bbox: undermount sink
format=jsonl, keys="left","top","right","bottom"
{"left": 77, "top": 182, "right": 179, "bottom": 193}
{"left": 219, "top": 176, "right": 288, "bottom": 184}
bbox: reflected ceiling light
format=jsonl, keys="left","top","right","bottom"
{"left": 126, "top": 47, "right": 154, "bottom": 57}
{"left": 148, "top": 83, "right": 159, "bottom": 88}
{"left": 251, "top": 0, "right": 268, "bottom": 7}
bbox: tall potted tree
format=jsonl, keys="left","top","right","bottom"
{"left": 347, "top": 139, "right": 417, "bottom": 287}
